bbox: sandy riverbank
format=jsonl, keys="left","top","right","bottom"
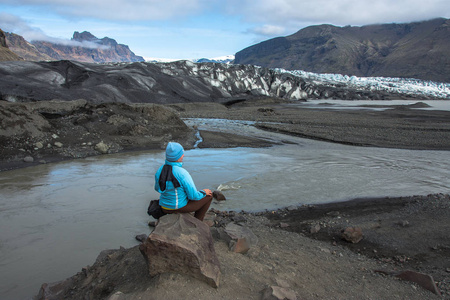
{"left": 171, "top": 98, "right": 450, "bottom": 150}
{"left": 2, "top": 98, "right": 450, "bottom": 171}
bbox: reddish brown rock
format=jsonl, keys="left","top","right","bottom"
{"left": 341, "top": 227, "right": 363, "bottom": 243}
{"left": 375, "top": 269, "right": 441, "bottom": 296}
{"left": 230, "top": 237, "right": 250, "bottom": 254}
{"left": 224, "top": 222, "right": 258, "bottom": 253}
{"left": 139, "top": 213, "right": 221, "bottom": 288}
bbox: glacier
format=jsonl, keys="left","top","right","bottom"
{"left": 0, "top": 59, "right": 449, "bottom": 104}
{"left": 277, "top": 68, "right": 450, "bottom": 100}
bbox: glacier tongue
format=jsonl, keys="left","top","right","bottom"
{"left": 0, "top": 60, "right": 449, "bottom": 104}
{"left": 279, "top": 68, "right": 450, "bottom": 99}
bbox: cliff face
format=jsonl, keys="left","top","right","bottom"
{"left": 0, "top": 29, "right": 22, "bottom": 61}
{"left": 4, "top": 32, "right": 52, "bottom": 61}
{"left": 2, "top": 30, "right": 145, "bottom": 63}
{"left": 234, "top": 18, "right": 450, "bottom": 83}
{"left": 31, "top": 31, "right": 145, "bottom": 63}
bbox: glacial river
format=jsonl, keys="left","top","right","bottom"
{"left": 1, "top": 113, "right": 450, "bottom": 299}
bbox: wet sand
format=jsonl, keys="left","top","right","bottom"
{"left": 172, "top": 98, "right": 450, "bottom": 150}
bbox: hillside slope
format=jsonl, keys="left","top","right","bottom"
{"left": 0, "top": 29, "right": 22, "bottom": 61}
{"left": 234, "top": 18, "right": 450, "bottom": 83}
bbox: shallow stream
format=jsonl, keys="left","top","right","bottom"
{"left": 1, "top": 116, "right": 450, "bottom": 299}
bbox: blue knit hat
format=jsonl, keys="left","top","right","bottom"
{"left": 165, "top": 142, "right": 184, "bottom": 162}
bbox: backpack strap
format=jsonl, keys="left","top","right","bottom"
{"left": 159, "top": 165, "right": 181, "bottom": 191}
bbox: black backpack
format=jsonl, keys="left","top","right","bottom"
{"left": 147, "top": 199, "right": 166, "bottom": 219}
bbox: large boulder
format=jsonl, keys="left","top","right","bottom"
{"left": 139, "top": 213, "right": 221, "bottom": 288}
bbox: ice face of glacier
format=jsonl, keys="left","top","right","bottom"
{"left": 282, "top": 69, "right": 450, "bottom": 100}
{"left": 0, "top": 60, "right": 448, "bottom": 104}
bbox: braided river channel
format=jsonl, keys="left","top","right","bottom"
{"left": 1, "top": 111, "right": 450, "bottom": 299}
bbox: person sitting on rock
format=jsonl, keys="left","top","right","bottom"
{"left": 155, "top": 142, "right": 213, "bottom": 221}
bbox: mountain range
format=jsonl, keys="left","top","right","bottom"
{"left": 235, "top": 18, "right": 450, "bottom": 83}
{"left": 3, "top": 31, "right": 144, "bottom": 63}
{"left": 1, "top": 18, "right": 450, "bottom": 83}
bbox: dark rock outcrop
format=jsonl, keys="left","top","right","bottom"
{"left": 139, "top": 213, "right": 221, "bottom": 288}
{"left": 0, "top": 100, "right": 194, "bottom": 170}
{"left": 35, "top": 246, "right": 150, "bottom": 300}
{"left": 234, "top": 18, "right": 450, "bottom": 83}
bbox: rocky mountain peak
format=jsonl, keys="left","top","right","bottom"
{"left": 71, "top": 31, "right": 119, "bottom": 48}
{"left": 72, "top": 31, "right": 97, "bottom": 42}
{"left": 2, "top": 30, "right": 144, "bottom": 63}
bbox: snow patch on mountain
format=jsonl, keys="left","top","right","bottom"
{"left": 193, "top": 55, "right": 234, "bottom": 64}
{"left": 145, "top": 55, "right": 235, "bottom": 64}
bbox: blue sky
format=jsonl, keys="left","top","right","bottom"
{"left": 1, "top": 0, "right": 449, "bottom": 60}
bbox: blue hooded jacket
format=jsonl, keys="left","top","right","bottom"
{"left": 154, "top": 160, "right": 206, "bottom": 209}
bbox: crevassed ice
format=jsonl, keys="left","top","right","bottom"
{"left": 275, "top": 68, "right": 450, "bottom": 99}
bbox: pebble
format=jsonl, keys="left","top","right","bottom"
{"left": 280, "top": 222, "right": 290, "bottom": 228}
{"left": 23, "top": 156, "right": 34, "bottom": 163}
{"left": 310, "top": 224, "right": 321, "bottom": 234}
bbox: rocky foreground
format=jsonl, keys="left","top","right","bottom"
{"left": 1, "top": 97, "right": 449, "bottom": 299}
{"left": 35, "top": 193, "right": 449, "bottom": 300}
{"left": 0, "top": 100, "right": 197, "bottom": 171}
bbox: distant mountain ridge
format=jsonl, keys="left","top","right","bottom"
{"left": 146, "top": 55, "right": 235, "bottom": 64}
{"left": 2, "top": 31, "right": 144, "bottom": 63}
{"left": 234, "top": 18, "right": 450, "bottom": 83}
{"left": 193, "top": 55, "right": 234, "bottom": 64}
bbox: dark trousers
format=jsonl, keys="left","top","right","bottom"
{"left": 162, "top": 194, "right": 213, "bottom": 221}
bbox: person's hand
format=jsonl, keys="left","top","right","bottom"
{"left": 203, "top": 189, "right": 212, "bottom": 197}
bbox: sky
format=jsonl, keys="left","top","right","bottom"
{"left": 0, "top": 0, "right": 449, "bottom": 61}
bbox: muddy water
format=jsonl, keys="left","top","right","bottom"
{"left": 1, "top": 122, "right": 450, "bottom": 299}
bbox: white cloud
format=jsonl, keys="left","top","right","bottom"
{"left": 0, "top": 13, "right": 109, "bottom": 49}
{"left": 225, "top": 0, "right": 450, "bottom": 29}
{"left": 248, "top": 24, "right": 286, "bottom": 36}
{"left": 1, "top": 0, "right": 208, "bottom": 21}
{"left": 0, "top": 13, "right": 49, "bottom": 40}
